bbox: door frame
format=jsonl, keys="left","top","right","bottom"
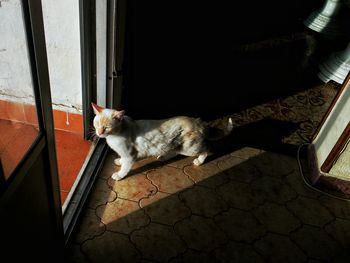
{"left": 63, "top": 0, "right": 126, "bottom": 244}
{"left": 0, "top": 0, "right": 127, "bottom": 254}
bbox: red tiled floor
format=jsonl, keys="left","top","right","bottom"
{"left": 53, "top": 110, "right": 84, "bottom": 134}
{"left": 22, "top": 103, "right": 39, "bottom": 126}
{"left": 0, "top": 99, "right": 92, "bottom": 205}
{"left": 60, "top": 190, "right": 69, "bottom": 204}
{"left": 0, "top": 120, "right": 39, "bottom": 178}
{"left": 54, "top": 130, "right": 92, "bottom": 203}
{"left": 0, "top": 100, "right": 26, "bottom": 123}
{"left": 0, "top": 118, "right": 92, "bottom": 204}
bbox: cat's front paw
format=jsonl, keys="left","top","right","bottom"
{"left": 111, "top": 172, "right": 124, "bottom": 181}
{"left": 114, "top": 158, "right": 121, "bottom": 166}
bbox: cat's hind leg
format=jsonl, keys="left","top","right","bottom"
{"left": 180, "top": 142, "right": 208, "bottom": 166}
{"left": 193, "top": 152, "right": 208, "bottom": 166}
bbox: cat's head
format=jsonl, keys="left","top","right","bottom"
{"left": 91, "top": 102, "right": 125, "bottom": 138}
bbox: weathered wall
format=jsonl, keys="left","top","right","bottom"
{"left": 42, "top": 0, "right": 82, "bottom": 113}
{"left": 0, "top": 0, "right": 34, "bottom": 104}
{"left": 0, "top": 0, "right": 82, "bottom": 113}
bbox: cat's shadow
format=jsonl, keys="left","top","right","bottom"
{"left": 208, "top": 118, "right": 300, "bottom": 157}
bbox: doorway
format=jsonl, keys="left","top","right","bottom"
{"left": 0, "top": 0, "right": 125, "bottom": 248}
{"left": 0, "top": 0, "right": 64, "bottom": 259}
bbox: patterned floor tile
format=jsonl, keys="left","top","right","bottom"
{"left": 64, "top": 242, "right": 88, "bottom": 263}
{"left": 290, "top": 225, "right": 341, "bottom": 261}
{"left": 324, "top": 218, "right": 350, "bottom": 248}
{"left": 184, "top": 162, "right": 228, "bottom": 188}
{"left": 140, "top": 260, "right": 158, "bottom": 263}
{"left": 229, "top": 147, "right": 265, "bottom": 160}
{"left": 286, "top": 196, "right": 334, "bottom": 227}
{"left": 98, "top": 153, "right": 117, "bottom": 180}
{"left": 164, "top": 156, "right": 194, "bottom": 169}
{"left": 82, "top": 231, "right": 141, "bottom": 263}
{"left": 318, "top": 196, "right": 350, "bottom": 220}
{"left": 212, "top": 241, "right": 265, "bottom": 263}
{"left": 250, "top": 152, "right": 296, "bottom": 178}
{"left": 108, "top": 173, "right": 156, "bottom": 202}
{"left": 130, "top": 157, "right": 159, "bottom": 171}
{"left": 179, "top": 186, "right": 229, "bottom": 217}
{"left": 96, "top": 198, "right": 149, "bottom": 234}
{"left": 307, "top": 260, "right": 324, "bottom": 263}
{"left": 169, "top": 249, "right": 213, "bottom": 263}
{"left": 254, "top": 233, "right": 307, "bottom": 263}
{"left": 251, "top": 176, "right": 297, "bottom": 204}
{"left": 131, "top": 223, "right": 186, "bottom": 262}
{"left": 214, "top": 208, "right": 266, "bottom": 242}
{"left": 147, "top": 166, "right": 194, "bottom": 194}
{"left": 174, "top": 215, "right": 228, "bottom": 252}
{"left": 253, "top": 202, "right": 300, "bottom": 235}
{"left": 216, "top": 154, "right": 246, "bottom": 171}
{"left": 223, "top": 159, "right": 262, "bottom": 183}
{"left": 86, "top": 178, "right": 117, "bottom": 209}
{"left": 140, "top": 192, "right": 191, "bottom": 225}
{"left": 99, "top": 154, "right": 160, "bottom": 180}
{"left": 217, "top": 180, "right": 263, "bottom": 210}
{"left": 285, "top": 170, "right": 321, "bottom": 199}
{"left": 73, "top": 208, "right": 105, "bottom": 243}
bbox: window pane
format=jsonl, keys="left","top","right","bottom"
{"left": 0, "top": 0, "right": 39, "bottom": 179}
{"left": 41, "top": 0, "right": 94, "bottom": 207}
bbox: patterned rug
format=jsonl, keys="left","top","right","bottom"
{"left": 210, "top": 80, "right": 350, "bottom": 198}
{"left": 210, "top": 80, "right": 339, "bottom": 153}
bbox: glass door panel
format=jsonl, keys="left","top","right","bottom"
{"left": 39, "top": 1, "right": 109, "bottom": 213}
{"left": 40, "top": 1, "right": 97, "bottom": 208}
{"left": 0, "top": 0, "right": 40, "bottom": 180}
{"left": 0, "top": 1, "right": 64, "bottom": 258}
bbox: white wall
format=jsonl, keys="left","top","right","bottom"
{"left": 0, "top": 0, "right": 35, "bottom": 105}
{"left": 0, "top": 0, "right": 82, "bottom": 113}
{"left": 42, "top": 0, "right": 82, "bottom": 113}
{"left": 314, "top": 82, "right": 350, "bottom": 169}
{"left": 96, "top": 0, "right": 107, "bottom": 107}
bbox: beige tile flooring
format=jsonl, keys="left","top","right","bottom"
{"left": 65, "top": 147, "right": 350, "bottom": 262}
{"left": 65, "top": 81, "right": 350, "bottom": 262}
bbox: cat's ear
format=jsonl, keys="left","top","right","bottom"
{"left": 112, "top": 110, "right": 125, "bottom": 120}
{"left": 91, "top": 102, "right": 104, "bottom": 115}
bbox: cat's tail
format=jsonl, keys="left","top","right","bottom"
{"left": 206, "top": 117, "right": 233, "bottom": 141}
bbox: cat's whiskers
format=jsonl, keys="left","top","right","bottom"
{"left": 87, "top": 125, "right": 99, "bottom": 142}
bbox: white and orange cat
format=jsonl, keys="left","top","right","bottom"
{"left": 92, "top": 103, "right": 233, "bottom": 180}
